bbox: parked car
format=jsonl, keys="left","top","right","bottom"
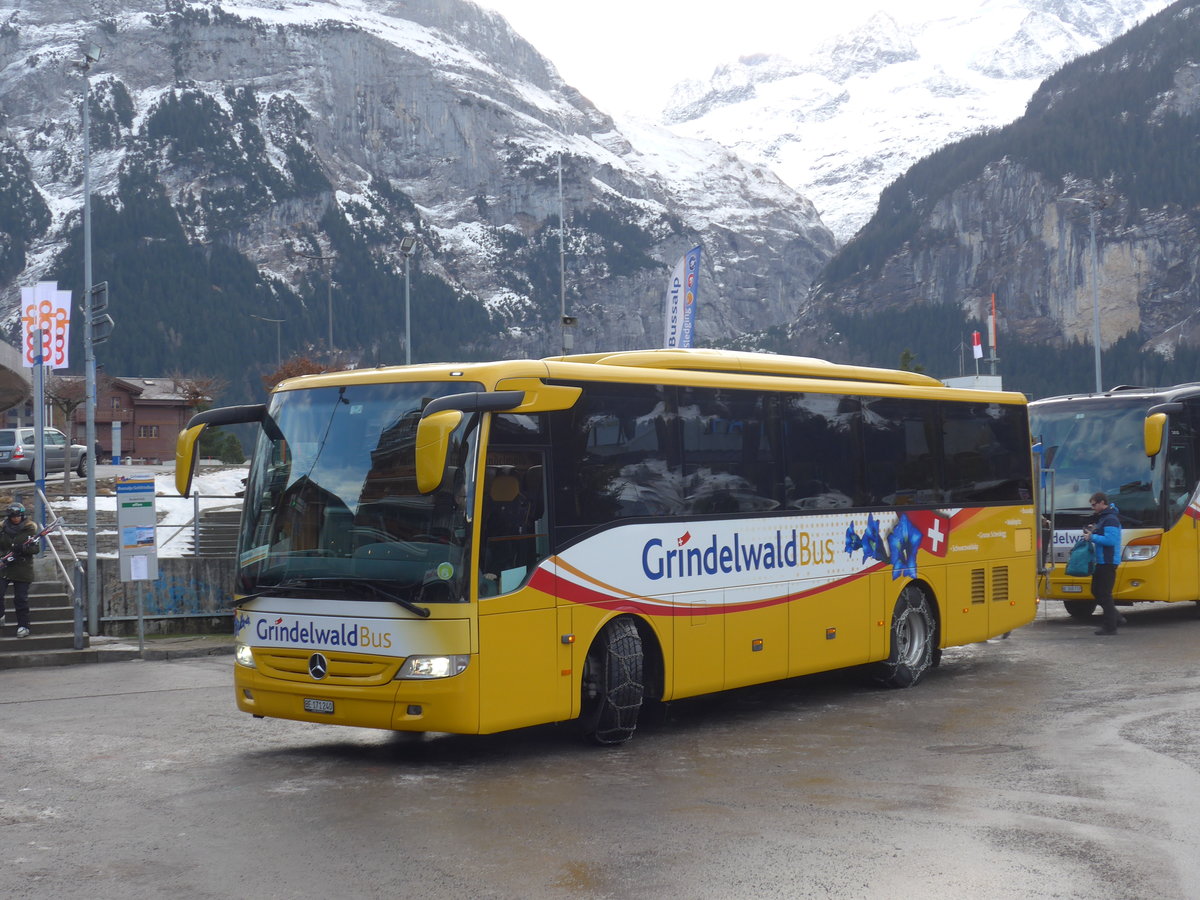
{"left": 0, "top": 427, "right": 88, "bottom": 481}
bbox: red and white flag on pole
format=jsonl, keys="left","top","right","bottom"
{"left": 971, "top": 330, "right": 984, "bottom": 360}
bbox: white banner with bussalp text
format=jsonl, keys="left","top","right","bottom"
{"left": 20, "top": 281, "right": 72, "bottom": 369}
{"left": 663, "top": 245, "right": 700, "bottom": 348}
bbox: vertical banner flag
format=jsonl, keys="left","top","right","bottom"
{"left": 20, "top": 281, "right": 72, "bottom": 369}
{"left": 971, "top": 330, "right": 984, "bottom": 359}
{"left": 664, "top": 245, "right": 701, "bottom": 348}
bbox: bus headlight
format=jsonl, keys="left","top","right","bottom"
{"left": 395, "top": 655, "right": 470, "bottom": 680}
{"left": 235, "top": 643, "right": 257, "bottom": 668}
{"left": 1122, "top": 544, "right": 1160, "bottom": 561}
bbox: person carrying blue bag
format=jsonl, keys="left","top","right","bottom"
{"left": 1085, "top": 492, "right": 1123, "bottom": 636}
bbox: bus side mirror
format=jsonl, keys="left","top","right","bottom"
{"left": 175, "top": 403, "right": 273, "bottom": 496}
{"left": 1144, "top": 412, "right": 1168, "bottom": 458}
{"left": 415, "top": 410, "right": 463, "bottom": 494}
{"left": 175, "top": 423, "right": 207, "bottom": 497}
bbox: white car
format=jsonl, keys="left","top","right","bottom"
{"left": 0, "top": 427, "right": 88, "bottom": 480}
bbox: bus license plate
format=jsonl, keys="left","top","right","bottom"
{"left": 1062, "top": 585, "right": 1083, "bottom": 593}
{"left": 304, "top": 698, "right": 335, "bottom": 714}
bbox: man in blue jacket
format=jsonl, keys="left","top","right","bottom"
{"left": 1085, "top": 492, "right": 1122, "bottom": 636}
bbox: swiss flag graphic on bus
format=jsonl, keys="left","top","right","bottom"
{"left": 902, "top": 511, "right": 951, "bottom": 557}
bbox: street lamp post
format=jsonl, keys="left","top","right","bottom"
{"left": 80, "top": 42, "right": 101, "bottom": 634}
{"left": 297, "top": 251, "right": 335, "bottom": 352}
{"left": 250, "top": 315, "right": 285, "bottom": 366}
{"left": 399, "top": 236, "right": 417, "bottom": 365}
{"left": 1061, "top": 197, "right": 1104, "bottom": 393}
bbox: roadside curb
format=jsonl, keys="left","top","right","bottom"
{"left": 0, "top": 638, "right": 236, "bottom": 670}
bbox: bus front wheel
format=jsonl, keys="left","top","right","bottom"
{"left": 875, "top": 585, "right": 935, "bottom": 689}
{"left": 580, "top": 617, "right": 644, "bottom": 745}
{"left": 1063, "top": 600, "right": 1096, "bottom": 619}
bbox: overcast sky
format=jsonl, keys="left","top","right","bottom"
{"left": 474, "top": 0, "right": 959, "bottom": 116}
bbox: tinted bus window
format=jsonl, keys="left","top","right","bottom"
{"left": 861, "top": 396, "right": 941, "bottom": 506}
{"left": 778, "top": 393, "right": 861, "bottom": 509}
{"left": 679, "top": 387, "right": 778, "bottom": 514}
{"left": 942, "top": 401, "right": 1031, "bottom": 503}
{"left": 549, "top": 383, "right": 681, "bottom": 540}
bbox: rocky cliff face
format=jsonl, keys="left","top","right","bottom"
{"left": 803, "top": 161, "right": 1190, "bottom": 347}
{"left": 0, "top": 0, "right": 833, "bottom": 381}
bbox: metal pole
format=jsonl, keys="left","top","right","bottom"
{"left": 559, "top": 154, "right": 566, "bottom": 355}
{"left": 250, "top": 315, "right": 284, "bottom": 366}
{"left": 32, "top": 331, "right": 46, "bottom": 530}
{"left": 326, "top": 265, "right": 333, "bottom": 353}
{"left": 1089, "top": 208, "right": 1102, "bottom": 393}
{"left": 404, "top": 254, "right": 411, "bottom": 365}
{"left": 82, "top": 56, "right": 99, "bottom": 635}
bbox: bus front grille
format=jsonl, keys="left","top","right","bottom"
{"left": 254, "top": 647, "right": 401, "bottom": 685}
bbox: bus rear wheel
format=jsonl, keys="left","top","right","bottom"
{"left": 1063, "top": 600, "right": 1096, "bottom": 619}
{"left": 875, "top": 585, "right": 935, "bottom": 689}
{"left": 580, "top": 617, "right": 644, "bottom": 745}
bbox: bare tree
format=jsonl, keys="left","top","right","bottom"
{"left": 261, "top": 355, "right": 331, "bottom": 390}
{"left": 44, "top": 373, "right": 111, "bottom": 496}
{"left": 169, "top": 373, "right": 229, "bottom": 412}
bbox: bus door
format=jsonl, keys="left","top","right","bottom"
{"left": 1162, "top": 414, "right": 1200, "bottom": 602}
{"left": 475, "top": 437, "right": 571, "bottom": 731}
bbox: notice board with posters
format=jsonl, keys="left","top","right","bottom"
{"left": 117, "top": 477, "right": 158, "bottom": 582}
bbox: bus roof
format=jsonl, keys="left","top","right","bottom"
{"left": 272, "top": 349, "right": 1026, "bottom": 404}
{"left": 545, "top": 349, "right": 942, "bottom": 387}
{"left": 1031, "top": 381, "right": 1200, "bottom": 408}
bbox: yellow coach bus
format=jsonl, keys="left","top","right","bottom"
{"left": 177, "top": 349, "right": 1036, "bottom": 744}
{"left": 1031, "top": 383, "right": 1200, "bottom": 618}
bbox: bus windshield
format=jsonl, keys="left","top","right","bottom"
{"left": 236, "top": 380, "right": 482, "bottom": 603}
{"left": 1032, "top": 398, "right": 1161, "bottom": 526}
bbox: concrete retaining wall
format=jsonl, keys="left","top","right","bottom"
{"left": 100, "top": 557, "right": 237, "bottom": 635}
{"left": 35, "top": 556, "right": 238, "bottom": 636}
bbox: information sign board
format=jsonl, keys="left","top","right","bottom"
{"left": 117, "top": 477, "right": 158, "bottom": 582}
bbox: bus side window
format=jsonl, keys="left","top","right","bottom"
{"left": 1166, "top": 424, "right": 1199, "bottom": 517}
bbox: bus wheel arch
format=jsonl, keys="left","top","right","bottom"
{"left": 875, "top": 581, "right": 937, "bottom": 689}
{"left": 579, "top": 615, "right": 648, "bottom": 745}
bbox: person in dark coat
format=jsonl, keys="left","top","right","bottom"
{"left": 1085, "top": 491, "right": 1122, "bottom": 636}
{"left": 0, "top": 503, "right": 40, "bottom": 638}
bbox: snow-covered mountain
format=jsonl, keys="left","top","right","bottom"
{"left": 0, "top": 0, "right": 833, "bottom": 392}
{"left": 662, "top": 0, "right": 1172, "bottom": 242}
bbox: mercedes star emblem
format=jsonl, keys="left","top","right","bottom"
{"left": 308, "top": 652, "right": 329, "bottom": 680}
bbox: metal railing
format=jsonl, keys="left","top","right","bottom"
{"left": 34, "top": 486, "right": 87, "bottom": 649}
{"left": 44, "top": 492, "right": 243, "bottom": 557}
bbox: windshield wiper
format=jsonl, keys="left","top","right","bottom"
{"left": 347, "top": 579, "right": 432, "bottom": 618}
{"left": 278, "top": 576, "right": 431, "bottom": 618}
{"left": 234, "top": 579, "right": 334, "bottom": 605}
{"left": 235, "top": 576, "right": 431, "bottom": 618}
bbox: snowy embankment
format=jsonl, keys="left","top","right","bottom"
{"left": 50, "top": 467, "right": 249, "bottom": 558}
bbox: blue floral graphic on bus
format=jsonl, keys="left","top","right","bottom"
{"left": 843, "top": 512, "right": 924, "bottom": 581}
{"left": 844, "top": 522, "right": 861, "bottom": 555}
{"left": 887, "top": 513, "right": 922, "bottom": 581}
{"left": 862, "top": 514, "right": 888, "bottom": 564}
{"left": 844, "top": 514, "right": 888, "bottom": 564}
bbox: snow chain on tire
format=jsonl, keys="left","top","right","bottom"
{"left": 875, "top": 584, "right": 935, "bottom": 689}
{"left": 582, "top": 617, "right": 644, "bottom": 745}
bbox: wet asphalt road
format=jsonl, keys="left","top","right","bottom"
{"left": 2, "top": 601, "right": 1199, "bottom": 900}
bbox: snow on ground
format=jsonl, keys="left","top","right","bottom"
{"left": 50, "top": 466, "right": 248, "bottom": 558}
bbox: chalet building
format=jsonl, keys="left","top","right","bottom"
{"left": 5, "top": 377, "right": 200, "bottom": 464}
